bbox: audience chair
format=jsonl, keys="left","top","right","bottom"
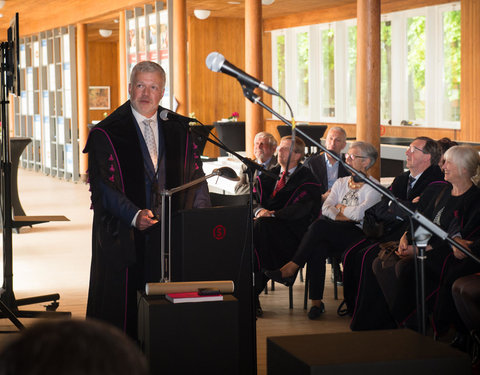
{"left": 265, "top": 268, "right": 304, "bottom": 309}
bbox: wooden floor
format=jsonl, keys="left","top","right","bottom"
{"left": 1, "top": 168, "right": 351, "bottom": 374}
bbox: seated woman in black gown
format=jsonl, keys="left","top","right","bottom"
{"left": 373, "top": 145, "right": 480, "bottom": 330}
{"left": 266, "top": 141, "right": 382, "bottom": 319}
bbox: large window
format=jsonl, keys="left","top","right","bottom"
{"left": 274, "top": 33, "right": 286, "bottom": 116}
{"left": 346, "top": 24, "right": 357, "bottom": 123}
{"left": 271, "top": 2, "right": 461, "bottom": 128}
{"left": 296, "top": 30, "right": 309, "bottom": 119}
{"left": 442, "top": 8, "right": 461, "bottom": 123}
{"left": 320, "top": 27, "right": 335, "bottom": 117}
{"left": 406, "top": 15, "right": 426, "bottom": 122}
{"left": 380, "top": 20, "right": 392, "bottom": 123}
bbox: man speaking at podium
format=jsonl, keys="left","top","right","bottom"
{"left": 84, "top": 61, "right": 210, "bottom": 339}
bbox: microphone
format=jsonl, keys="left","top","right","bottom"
{"left": 159, "top": 109, "right": 195, "bottom": 123}
{"left": 206, "top": 52, "right": 279, "bottom": 96}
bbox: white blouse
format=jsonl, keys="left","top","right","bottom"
{"left": 322, "top": 176, "right": 382, "bottom": 226}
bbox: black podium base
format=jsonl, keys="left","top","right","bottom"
{"left": 138, "top": 293, "right": 239, "bottom": 375}
{"left": 267, "top": 329, "right": 471, "bottom": 375}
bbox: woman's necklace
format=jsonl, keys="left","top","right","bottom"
{"left": 348, "top": 176, "right": 365, "bottom": 190}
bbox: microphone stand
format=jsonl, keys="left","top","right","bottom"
{"left": 240, "top": 85, "right": 480, "bottom": 335}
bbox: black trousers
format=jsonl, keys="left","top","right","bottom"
{"left": 253, "top": 217, "right": 306, "bottom": 295}
{"left": 292, "top": 218, "right": 365, "bottom": 300}
{"left": 372, "top": 244, "right": 453, "bottom": 328}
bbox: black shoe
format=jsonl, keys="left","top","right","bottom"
{"left": 264, "top": 269, "right": 297, "bottom": 287}
{"left": 308, "top": 303, "right": 325, "bottom": 320}
{"left": 255, "top": 297, "right": 263, "bottom": 318}
{"left": 450, "top": 331, "right": 469, "bottom": 352}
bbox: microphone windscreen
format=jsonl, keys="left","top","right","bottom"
{"left": 206, "top": 52, "right": 224, "bottom": 72}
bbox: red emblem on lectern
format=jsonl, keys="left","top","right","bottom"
{"left": 213, "top": 225, "right": 226, "bottom": 240}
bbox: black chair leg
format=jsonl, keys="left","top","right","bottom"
{"left": 304, "top": 266, "right": 309, "bottom": 310}
{"left": 289, "top": 285, "right": 293, "bottom": 309}
{"left": 332, "top": 257, "right": 341, "bottom": 300}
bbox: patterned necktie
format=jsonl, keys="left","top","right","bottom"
{"left": 272, "top": 171, "right": 287, "bottom": 197}
{"left": 143, "top": 119, "right": 158, "bottom": 169}
{"left": 406, "top": 175, "right": 415, "bottom": 196}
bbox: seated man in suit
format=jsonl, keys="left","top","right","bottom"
{"left": 304, "top": 126, "right": 350, "bottom": 201}
{"left": 337, "top": 137, "right": 445, "bottom": 328}
{"left": 234, "top": 131, "right": 278, "bottom": 195}
{"left": 253, "top": 136, "right": 322, "bottom": 316}
{"left": 363, "top": 136, "right": 445, "bottom": 240}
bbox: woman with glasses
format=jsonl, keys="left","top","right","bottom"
{"left": 266, "top": 141, "right": 381, "bottom": 319}
{"left": 373, "top": 145, "right": 480, "bottom": 335}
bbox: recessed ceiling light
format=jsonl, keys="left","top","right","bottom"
{"left": 228, "top": 1, "right": 241, "bottom": 4}
{"left": 0, "top": 14, "right": 4, "bottom": 19}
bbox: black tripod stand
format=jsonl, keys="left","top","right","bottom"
{"left": 0, "top": 33, "right": 71, "bottom": 330}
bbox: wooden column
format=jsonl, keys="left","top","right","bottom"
{"left": 245, "top": 0, "right": 263, "bottom": 157}
{"left": 119, "top": 11, "right": 128, "bottom": 103}
{"left": 76, "top": 23, "right": 89, "bottom": 181}
{"left": 356, "top": 0, "right": 380, "bottom": 179}
{"left": 173, "top": 0, "right": 188, "bottom": 115}
{"left": 460, "top": 0, "right": 480, "bottom": 142}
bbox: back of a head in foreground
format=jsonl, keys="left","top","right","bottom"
{"left": 0, "top": 319, "right": 149, "bottom": 375}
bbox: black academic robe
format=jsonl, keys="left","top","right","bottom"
{"left": 83, "top": 101, "right": 208, "bottom": 338}
{"left": 253, "top": 164, "right": 322, "bottom": 273}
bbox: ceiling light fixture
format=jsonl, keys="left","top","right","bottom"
{"left": 262, "top": 0, "right": 275, "bottom": 5}
{"left": 194, "top": 9, "right": 211, "bottom": 20}
{"left": 0, "top": 1, "right": 5, "bottom": 10}
{"left": 99, "top": 29, "right": 113, "bottom": 38}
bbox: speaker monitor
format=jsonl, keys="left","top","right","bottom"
{"left": 267, "top": 329, "right": 471, "bottom": 375}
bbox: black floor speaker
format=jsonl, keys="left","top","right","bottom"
{"left": 267, "top": 329, "right": 471, "bottom": 375}
{"left": 171, "top": 206, "right": 254, "bottom": 375}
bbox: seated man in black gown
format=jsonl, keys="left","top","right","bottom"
{"left": 234, "top": 131, "right": 278, "bottom": 195}
{"left": 253, "top": 136, "right": 322, "bottom": 316}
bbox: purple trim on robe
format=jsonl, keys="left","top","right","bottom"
{"left": 90, "top": 127, "right": 126, "bottom": 193}
{"left": 350, "top": 241, "right": 378, "bottom": 324}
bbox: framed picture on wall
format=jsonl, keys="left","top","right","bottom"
{"left": 89, "top": 86, "right": 110, "bottom": 110}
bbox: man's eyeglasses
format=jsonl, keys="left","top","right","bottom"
{"left": 407, "top": 145, "right": 428, "bottom": 154}
{"left": 346, "top": 153, "right": 367, "bottom": 161}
